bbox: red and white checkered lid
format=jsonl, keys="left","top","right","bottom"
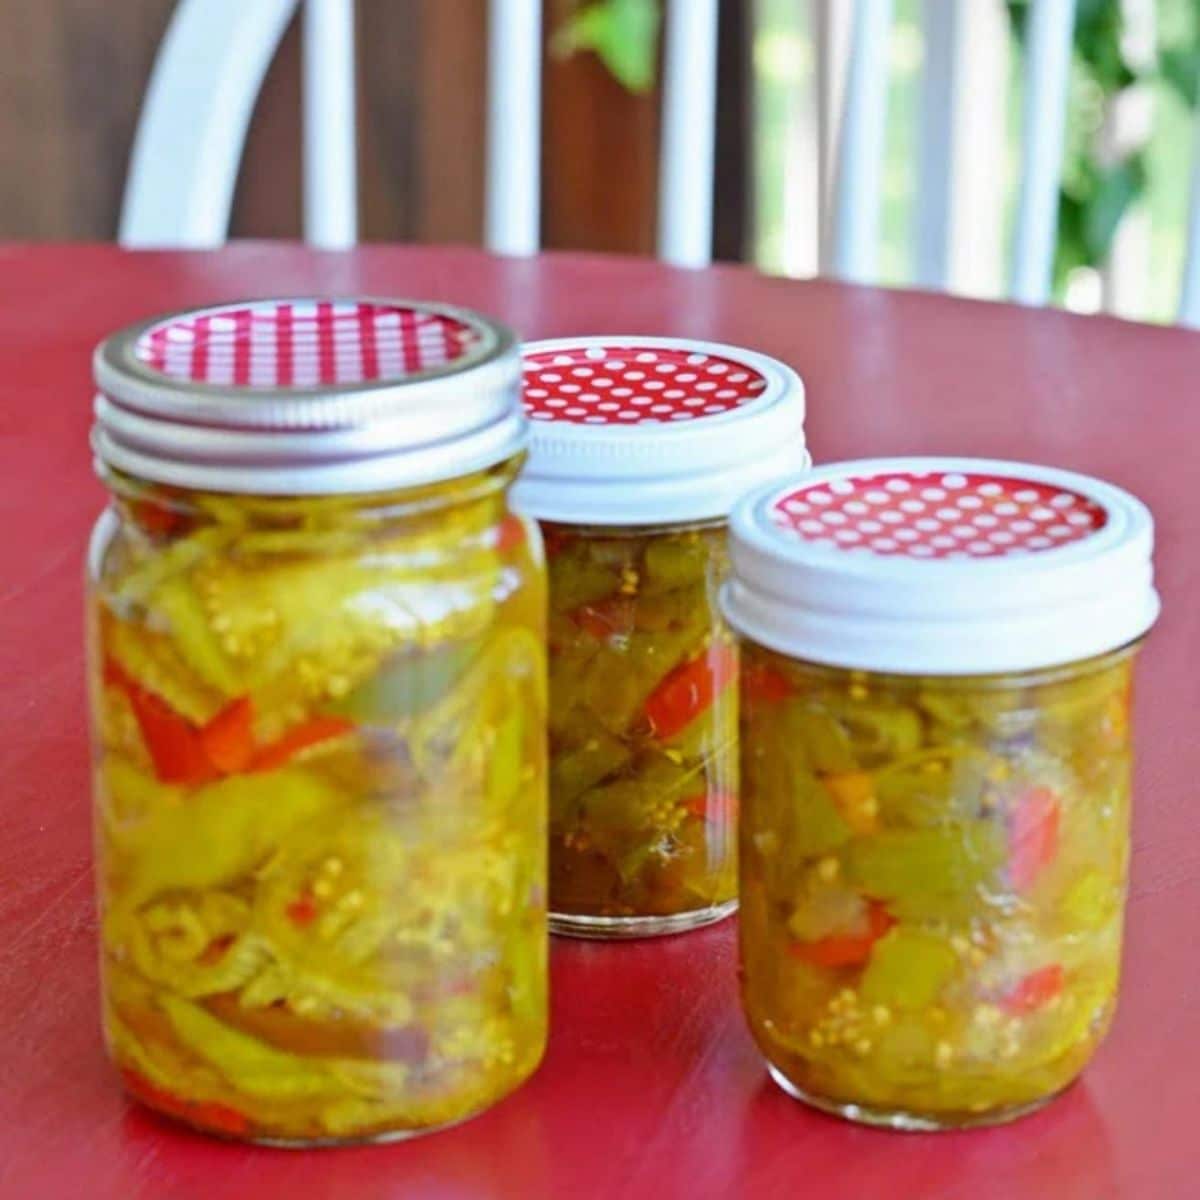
{"left": 92, "top": 298, "right": 524, "bottom": 494}
{"left": 511, "top": 337, "right": 808, "bottom": 524}
{"left": 723, "top": 458, "right": 1159, "bottom": 674}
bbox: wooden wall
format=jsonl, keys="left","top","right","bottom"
{"left": 0, "top": 0, "right": 745, "bottom": 257}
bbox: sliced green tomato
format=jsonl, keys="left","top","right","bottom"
{"left": 331, "top": 641, "right": 477, "bottom": 723}
{"left": 547, "top": 542, "right": 621, "bottom": 613}
{"left": 835, "top": 700, "right": 923, "bottom": 763}
{"left": 580, "top": 643, "right": 661, "bottom": 733}
{"left": 117, "top": 767, "right": 348, "bottom": 907}
{"left": 152, "top": 575, "right": 243, "bottom": 694}
{"left": 789, "top": 898, "right": 894, "bottom": 968}
{"left": 487, "top": 710, "right": 525, "bottom": 809}
{"left": 797, "top": 710, "right": 857, "bottom": 774}
{"left": 846, "top": 822, "right": 1006, "bottom": 921}
{"left": 640, "top": 537, "right": 711, "bottom": 594}
{"left": 628, "top": 582, "right": 708, "bottom": 633}
{"left": 873, "top": 747, "right": 992, "bottom": 828}
{"left": 860, "top": 927, "right": 959, "bottom": 1010}
{"left": 157, "top": 992, "right": 341, "bottom": 1100}
{"left": 550, "top": 727, "right": 632, "bottom": 807}
{"left": 1060, "top": 870, "right": 1119, "bottom": 929}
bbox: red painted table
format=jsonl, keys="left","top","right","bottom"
{"left": 2, "top": 243, "right": 1197, "bottom": 1200}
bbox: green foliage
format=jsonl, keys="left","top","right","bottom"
{"left": 1007, "top": 0, "right": 1199, "bottom": 292}
{"left": 551, "top": 0, "right": 662, "bottom": 94}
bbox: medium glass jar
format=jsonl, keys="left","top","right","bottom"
{"left": 513, "top": 337, "right": 808, "bottom": 937}
{"left": 723, "top": 458, "right": 1159, "bottom": 1129}
{"left": 87, "top": 299, "right": 548, "bottom": 1145}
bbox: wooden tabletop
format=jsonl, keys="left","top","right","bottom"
{"left": 2, "top": 243, "right": 1198, "bottom": 1200}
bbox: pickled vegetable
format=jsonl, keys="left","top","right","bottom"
{"left": 738, "top": 641, "right": 1135, "bottom": 1127}
{"left": 89, "top": 466, "right": 548, "bottom": 1144}
{"left": 544, "top": 522, "right": 737, "bottom": 929}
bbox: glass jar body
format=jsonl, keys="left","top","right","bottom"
{"left": 86, "top": 463, "right": 548, "bottom": 1145}
{"left": 737, "top": 639, "right": 1138, "bottom": 1129}
{"left": 543, "top": 519, "right": 738, "bottom": 937}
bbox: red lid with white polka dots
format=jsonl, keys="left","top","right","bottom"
{"left": 723, "top": 458, "right": 1158, "bottom": 674}
{"left": 511, "top": 337, "right": 808, "bottom": 524}
{"left": 92, "top": 298, "right": 524, "bottom": 494}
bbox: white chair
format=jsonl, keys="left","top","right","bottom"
{"left": 119, "top": 0, "right": 718, "bottom": 267}
{"left": 122, "top": 0, "right": 1200, "bottom": 322}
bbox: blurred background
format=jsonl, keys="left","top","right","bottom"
{"left": 2, "top": 0, "right": 1197, "bottom": 323}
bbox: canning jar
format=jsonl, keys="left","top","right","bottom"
{"left": 512, "top": 337, "right": 808, "bottom": 937}
{"left": 723, "top": 458, "right": 1159, "bottom": 1129}
{"left": 87, "top": 299, "right": 548, "bottom": 1145}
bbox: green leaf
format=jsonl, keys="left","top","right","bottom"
{"left": 1160, "top": 47, "right": 1200, "bottom": 108}
{"left": 1083, "top": 158, "right": 1147, "bottom": 261}
{"left": 552, "top": 0, "right": 662, "bottom": 94}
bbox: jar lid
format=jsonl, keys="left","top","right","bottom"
{"left": 722, "top": 457, "right": 1159, "bottom": 675}
{"left": 92, "top": 298, "right": 525, "bottom": 494}
{"left": 509, "top": 336, "right": 809, "bottom": 525}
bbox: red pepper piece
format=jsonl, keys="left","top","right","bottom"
{"left": 742, "top": 661, "right": 794, "bottom": 704}
{"left": 130, "top": 498, "right": 187, "bottom": 537}
{"left": 121, "top": 1069, "right": 249, "bottom": 1137}
{"left": 250, "top": 715, "right": 354, "bottom": 773}
{"left": 191, "top": 1100, "right": 251, "bottom": 1137}
{"left": 285, "top": 887, "right": 319, "bottom": 927}
{"left": 102, "top": 658, "right": 136, "bottom": 692}
{"left": 542, "top": 528, "right": 571, "bottom": 559}
{"left": 125, "top": 686, "right": 217, "bottom": 786}
{"left": 1001, "top": 964, "right": 1065, "bottom": 1016}
{"left": 496, "top": 513, "right": 526, "bottom": 554}
{"left": 789, "top": 901, "right": 894, "bottom": 969}
{"left": 199, "top": 695, "right": 256, "bottom": 774}
{"left": 684, "top": 791, "right": 738, "bottom": 822}
{"left": 644, "top": 644, "right": 737, "bottom": 740}
{"left": 197, "top": 933, "right": 236, "bottom": 965}
{"left": 1008, "top": 787, "right": 1061, "bottom": 891}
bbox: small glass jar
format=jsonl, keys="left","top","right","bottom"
{"left": 513, "top": 337, "right": 808, "bottom": 937}
{"left": 87, "top": 299, "right": 548, "bottom": 1145}
{"left": 723, "top": 458, "right": 1159, "bottom": 1129}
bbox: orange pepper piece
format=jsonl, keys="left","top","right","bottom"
{"left": 823, "top": 771, "right": 878, "bottom": 834}
{"left": 789, "top": 901, "right": 894, "bottom": 968}
{"left": 1001, "top": 964, "right": 1064, "bottom": 1015}
{"left": 199, "top": 695, "right": 256, "bottom": 773}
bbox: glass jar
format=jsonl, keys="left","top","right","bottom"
{"left": 513, "top": 337, "right": 808, "bottom": 937}
{"left": 723, "top": 459, "right": 1159, "bottom": 1129}
{"left": 87, "top": 299, "right": 548, "bottom": 1145}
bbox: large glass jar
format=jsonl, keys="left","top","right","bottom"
{"left": 87, "top": 299, "right": 548, "bottom": 1145}
{"left": 724, "top": 459, "right": 1159, "bottom": 1129}
{"left": 514, "top": 337, "right": 808, "bottom": 937}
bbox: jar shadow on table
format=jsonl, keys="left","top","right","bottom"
{"left": 739, "top": 1074, "right": 1116, "bottom": 1197}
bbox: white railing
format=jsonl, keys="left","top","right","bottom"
{"left": 825, "top": 0, "right": 892, "bottom": 284}
{"left": 657, "top": 0, "right": 720, "bottom": 268}
{"left": 301, "top": 0, "right": 357, "bottom": 249}
{"left": 485, "top": 0, "right": 542, "bottom": 256}
{"left": 1010, "top": 0, "right": 1077, "bottom": 305}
